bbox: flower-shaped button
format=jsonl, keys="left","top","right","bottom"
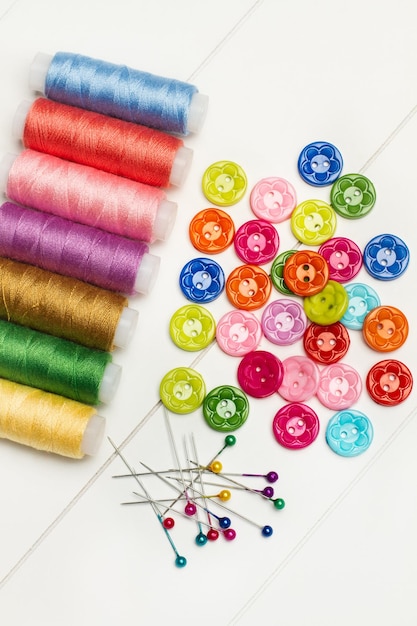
{"left": 363, "top": 305, "right": 409, "bottom": 352}
{"left": 340, "top": 283, "right": 380, "bottom": 330}
{"left": 261, "top": 298, "right": 307, "bottom": 345}
{"left": 179, "top": 257, "right": 225, "bottom": 303}
{"left": 283, "top": 250, "right": 329, "bottom": 296}
{"left": 366, "top": 359, "right": 413, "bottom": 406}
{"left": 226, "top": 265, "right": 272, "bottom": 310}
{"left": 202, "top": 160, "right": 247, "bottom": 206}
{"left": 363, "top": 233, "right": 410, "bottom": 281}
{"left": 234, "top": 219, "right": 279, "bottom": 265}
{"left": 303, "top": 322, "right": 350, "bottom": 364}
{"left": 250, "top": 177, "right": 297, "bottom": 223}
{"left": 304, "top": 280, "right": 349, "bottom": 325}
{"left": 237, "top": 350, "right": 284, "bottom": 398}
{"left": 330, "top": 173, "right": 376, "bottom": 219}
{"left": 318, "top": 237, "right": 362, "bottom": 283}
{"left": 317, "top": 363, "right": 362, "bottom": 410}
{"left": 297, "top": 141, "right": 343, "bottom": 186}
{"left": 273, "top": 402, "right": 320, "bottom": 450}
{"left": 326, "top": 410, "right": 373, "bottom": 457}
{"left": 278, "top": 355, "right": 320, "bottom": 402}
{"left": 203, "top": 385, "right": 250, "bottom": 432}
{"left": 216, "top": 310, "right": 262, "bottom": 356}
{"left": 189, "top": 208, "right": 235, "bottom": 254}
{"left": 160, "top": 367, "right": 206, "bottom": 414}
{"left": 169, "top": 305, "right": 216, "bottom": 351}
{"left": 291, "top": 200, "right": 337, "bottom": 245}
{"left": 270, "top": 250, "right": 297, "bottom": 295}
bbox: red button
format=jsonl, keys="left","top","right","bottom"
{"left": 366, "top": 359, "right": 413, "bottom": 406}
{"left": 303, "top": 322, "right": 350, "bottom": 364}
{"left": 189, "top": 208, "right": 235, "bottom": 254}
{"left": 226, "top": 265, "right": 272, "bottom": 310}
{"left": 283, "top": 250, "right": 329, "bottom": 296}
{"left": 363, "top": 305, "right": 409, "bottom": 352}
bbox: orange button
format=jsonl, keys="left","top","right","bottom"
{"left": 363, "top": 305, "right": 409, "bottom": 352}
{"left": 189, "top": 208, "right": 235, "bottom": 254}
{"left": 283, "top": 250, "right": 329, "bottom": 296}
{"left": 226, "top": 265, "right": 272, "bottom": 310}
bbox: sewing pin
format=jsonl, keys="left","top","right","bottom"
{"left": 205, "top": 434, "right": 237, "bottom": 467}
{"left": 190, "top": 433, "right": 219, "bottom": 542}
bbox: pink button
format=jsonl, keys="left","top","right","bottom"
{"left": 250, "top": 177, "right": 297, "bottom": 223}
{"left": 318, "top": 237, "right": 362, "bottom": 283}
{"left": 237, "top": 350, "right": 284, "bottom": 398}
{"left": 234, "top": 219, "right": 279, "bottom": 265}
{"left": 316, "top": 362, "right": 362, "bottom": 409}
{"left": 272, "top": 402, "right": 319, "bottom": 449}
{"left": 261, "top": 299, "right": 307, "bottom": 345}
{"left": 278, "top": 355, "right": 320, "bottom": 402}
{"left": 216, "top": 310, "right": 262, "bottom": 356}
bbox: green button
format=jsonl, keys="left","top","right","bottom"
{"left": 169, "top": 305, "right": 216, "bottom": 351}
{"left": 304, "top": 280, "right": 349, "bottom": 325}
{"left": 291, "top": 199, "right": 337, "bottom": 245}
{"left": 270, "top": 249, "right": 297, "bottom": 295}
{"left": 203, "top": 385, "right": 249, "bottom": 432}
{"left": 202, "top": 160, "right": 247, "bottom": 206}
{"left": 330, "top": 173, "right": 376, "bottom": 219}
{"left": 160, "top": 367, "right": 206, "bottom": 414}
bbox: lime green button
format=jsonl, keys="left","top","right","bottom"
{"left": 330, "top": 173, "right": 376, "bottom": 219}
{"left": 202, "top": 160, "right": 247, "bottom": 206}
{"left": 160, "top": 367, "right": 206, "bottom": 414}
{"left": 203, "top": 385, "right": 249, "bottom": 432}
{"left": 291, "top": 199, "right": 337, "bottom": 245}
{"left": 304, "top": 280, "right": 349, "bottom": 325}
{"left": 169, "top": 305, "right": 216, "bottom": 351}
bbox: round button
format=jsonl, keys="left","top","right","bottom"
{"left": 270, "top": 250, "right": 297, "bottom": 295}
{"left": 317, "top": 363, "right": 362, "bottom": 410}
{"left": 363, "top": 305, "right": 409, "bottom": 352}
{"left": 330, "top": 173, "right": 376, "bottom": 219}
{"left": 303, "top": 322, "right": 350, "bottom": 364}
{"left": 261, "top": 298, "right": 307, "bottom": 345}
{"left": 237, "top": 350, "right": 284, "bottom": 398}
{"left": 340, "top": 283, "right": 380, "bottom": 330}
{"left": 189, "top": 208, "right": 235, "bottom": 254}
{"left": 203, "top": 385, "right": 250, "bottom": 432}
{"left": 366, "top": 359, "right": 413, "bottom": 406}
{"left": 326, "top": 410, "right": 373, "bottom": 457}
{"left": 273, "top": 403, "right": 320, "bottom": 449}
{"left": 160, "top": 367, "right": 206, "bottom": 414}
{"left": 278, "top": 355, "right": 320, "bottom": 402}
{"left": 226, "top": 265, "right": 272, "bottom": 311}
{"left": 216, "top": 310, "right": 262, "bottom": 356}
{"left": 169, "top": 305, "right": 216, "bottom": 351}
{"left": 291, "top": 200, "right": 337, "bottom": 245}
{"left": 179, "top": 257, "right": 225, "bottom": 303}
{"left": 283, "top": 250, "right": 329, "bottom": 296}
{"left": 250, "top": 177, "right": 297, "bottom": 222}
{"left": 202, "top": 160, "right": 247, "bottom": 206}
{"left": 297, "top": 141, "right": 343, "bottom": 186}
{"left": 363, "top": 233, "right": 410, "bottom": 280}
{"left": 234, "top": 219, "right": 279, "bottom": 265}
{"left": 304, "top": 280, "right": 349, "bottom": 325}
{"left": 318, "top": 237, "right": 362, "bottom": 283}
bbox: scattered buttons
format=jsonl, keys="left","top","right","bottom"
{"left": 283, "top": 249, "right": 329, "bottom": 296}
{"left": 203, "top": 385, "right": 250, "bottom": 432}
{"left": 297, "top": 141, "right": 343, "bottom": 186}
{"left": 318, "top": 237, "right": 362, "bottom": 283}
{"left": 291, "top": 199, "right": 337, "bottom": 245}
{"left": 189, "top": 208, "right": 235, "bottom": 254}
{"left": 363, "top": 305, "right": 409, "bottom": 352}
{"left": 330, "top": 173, "right": 376, "bottom": 219}
{"left": 340, "top": 283, "right": 380, "bottom": 330}
{"left": 303, "top": 322, "right": 350, "bottom": 364}
{"left": 179, "top": 257, "right": 225, "bottom": 303}
{"left": 270, "top": 250, "right": 297, "bottom": 295}
{"left": 160, "top": 367, "right": 206, "bottom": 414}
{"left": 304, "top": 280, "right": 349, "bottom": 325}
{"left": 261, "top": 298, "right": 307, "bottom": 345}
{"left": 169, "top": 305, "right": 216, "bottom": 351}
{"left": 216, "top": 310, "right": 262, "bottom": 356}
{"left": 250, "top": 176, "right": 297, "bottom": 222}
{"left": 363, "top": 233, "right": 410, "bottom": 281}
{"left": 202, "top": 160, "right": 247, "bottom": 206}
{"left": 273, "top": 402, "right": 320, "bottom": 449}
{"left": 326, "top": 409, "right": 373, "bottom": 457}
{"left": 366, "top": 359, "right": 413, "bottom": 406}
{"left": 317, "top": 363, "right": 362, "bottom": 410}
{"left": 278, "top": 355, "right": 320, "bottom": 403}
{"left": 237, "top": 350, "right": 284, "bottom": 398}
{"left": 234, "top": 219, "right": 279, "bottom": 265}
{"left": 226, "top": 264, "right": 272, "bottom": 310}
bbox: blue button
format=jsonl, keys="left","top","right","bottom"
{"left": 340, "top": 283, "right": 381, "bottom": 330}
{"left": 326, "top": 409, "right": 373, "bottom": 457}
{"left": 297, "top": 141, "right": 343, "bottom": 186}
{"left": 179, "top": 257, "right": 225, "bottom": 303}
{"left": 363, "top": 233, "right": 410, "bottom": 280}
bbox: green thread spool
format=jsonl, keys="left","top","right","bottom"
{"left": 0, "top": 319, "right": 121, "bottom": 404}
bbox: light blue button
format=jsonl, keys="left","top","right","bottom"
{"left": 340, "top": 283, "right": 380, "bottom": 330}
{"left": 326, "top": 409, "right": 373, "bottom": 457}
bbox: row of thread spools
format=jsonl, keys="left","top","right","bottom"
{"left": 0, "top": 51, "right": 208, "bottom": 459}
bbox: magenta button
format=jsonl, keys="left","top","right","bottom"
{"left": 216, "top": 310, "right": 262, "bottom": 356}
{"left": 237, "top": 350, "right": 284, "bottom": 398}
{"left": 273, "top": 402, "right": 320, "bottom": 449}
{"left": 234, "top": 219, "right": 279, "bottom": 265}
{"left": 250, "top": 177, "right": 297, "bottom": 223}
{"left": 318, "top": 237, "right": 362, "bottom": 283}
{"left": 261, "top": 299, "right": 307, "bottom": 345}
{"left": 317, "top": 362, "right": 362, "bottom": 409}
{"left": 278, "top": 355, "right": 320, "bottom": 402}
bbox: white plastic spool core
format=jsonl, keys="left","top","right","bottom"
{"left": 81, "top": 414, "right": 106, "bottom": 456}
{"left": 135, "top": 252, "right": 160, "bottom": 295}
{"left": 98, "top": 362, "right": 122, "bottom": 404}
{"left": 153, "top": 200, "right": 177, "bottom": 241}
{"left": 29, "top": 52, "right": 52, "bottom": 93}
{"left": 114, "top": 307, "right": 139, "bottom": 349}
{"left": 0, "top": 153, "right": 16, "bottom": 196}
{"left": 187, "top": 92, "right": 209, "bottom": 134}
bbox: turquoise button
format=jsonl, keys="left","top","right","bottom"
{"left": 340, "top": 283, "right": 380, "bottom": 330}
{"left": 326, "top": 409, "right": 373, "bottom": 457}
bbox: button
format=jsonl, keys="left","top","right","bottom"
{"left": 216, "top": 310, "right": 262, "bottom": 356}
{"left": 226, "top": 265, "right": 272, "bottom": 310}
{"left": 291, "top": 200, "right": 337, "bottom": 245}
{"left": 234, "top": 219, "right": 279, "bottom": 265}
{"left": 317, "top": 363, "right": 362, "bottom": 409}
{"left": 270, "top": 250, "right": 297, "bottom": 295}
{"left": 326, "top": 409, "right": 373, "bottom": 457}
{"left": 318, "top": 237, "right": 362, "bottom": 283}
{"left": 304, "top": 280, "right": 349, "bottom": 325}
{"left": 272, "top": 402, "right": 320, "bottom": 449}
{"left": 303, "top": 322, "right": 350, "bottom": 364}
{"left": 366, "top": 359, "right": 413, "bottom": 406}
{"left": 283, "top": 250, "right": 329, "bottom": 296}
{"left": 278, "top": 355, "right": 320, "bottom": 402}
{"left": 202, "top": 160, "right": 247, "bottom": 206}
{"left": 363, "top": 233, "right": 410, "bottom": 280}
{"left": 297, "top": 141, "right": 343, "bottom": 186}
{"left": 363, "top": 305, "right": 409, "bottom": 352}
{"left": 237, "top": 350, "right": 284, "bottom": 398}
{"left": 179, "top": 257, "right": 225, "bottom": 303}
{"left": 189, "top": 208, "right": 235, "bottom": 254}
{"left": 250, "top": 176, "right": 297, "bottom": 222}
{"left": 203, "top": 385, "right": 250, "bottom": 432}
{"left": 160, "top": 367, "right": 206, "bottom": 414}
{"left": 169, "top": 305, "right": 216, "bottom": 351}
{"left": 340, "top": 283, "right": 380, "bottom": 330}
{"left": 261, "top": 298, "right": 307, "bottom": 345}
{"left": 330, "top": 173, "right": 376, "bottom": 218}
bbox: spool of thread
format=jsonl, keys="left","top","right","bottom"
{"left": 0, "top": 377, "right": 105, "bottom": 458}
{"left": 0, "top": 319, "right": 121, "bottom": 404}
{"left": 14, "top": 98, "right": 193, "bottom": 187}
{"left": 1, "top": 150, "right": 177, "bottom": 243}
{"left": 29, "top": 51, "right": 208, "bottom": 135}
{"left": 0, "top": 257, "right": 137, "bottom": 351}
{"left": 0, "top": 201, "right": 160, "bottom": 295}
